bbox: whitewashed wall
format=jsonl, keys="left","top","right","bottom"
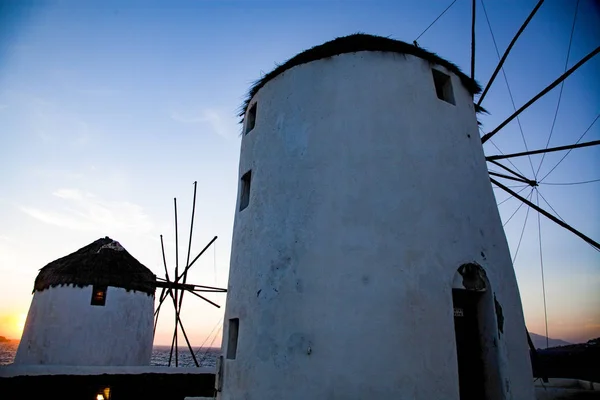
{"left": 15, "top": 285, "right": 154, "bottom": 366}
{"left": 219, "top": 51, "right": 534, "bottom": 400}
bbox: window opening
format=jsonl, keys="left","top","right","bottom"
{"left": 239, "top": 170, "right": 252, "bottom": 211}
{"left": 432, "top": 69, "right": 455, "bottom": 105}
{"left": 91, "top": 285, "right": 107, "bottom": 306}
{"left": 226, "top": 318, "right": 239, "bottom": 359}
{"left": 245, "top": 103, "right": 257, "bottom": 134}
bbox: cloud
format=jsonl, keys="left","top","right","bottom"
{"left": 170, "top": 108, "right": 238, "bottom": 140}
{"left": 24, "top": 97, "right": 93, "bottom": 146}
{"left": 53, "top": 188, "right": 85, "bottom": 201}
{"left": 20, "top": 189, "right": 154, "bottom": 236}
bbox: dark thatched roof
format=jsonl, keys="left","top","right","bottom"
{"left": 239, "top": 33, "right": 481, "bottom": 123}
{"left": 34, "top": 237, "right": 156, "bottom": 295}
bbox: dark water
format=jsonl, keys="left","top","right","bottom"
{"left": 150, "top": 345, "right": 219, "bottom": 368}
{"left": 0, "top": 342, "right": 219, "bottom": 368}
{"left": 0, "top": 342, "right": 18, "bottom": 366}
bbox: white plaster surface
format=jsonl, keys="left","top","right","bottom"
{"left": 14, "top": 285, "right": 154, "bottom": 366}
{"left": 220, "top": 51, "right": 535, "bottom": 400}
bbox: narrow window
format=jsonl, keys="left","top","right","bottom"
{"left": 226, "top": 318, "right": 239, "bottom": 360}
{"left": 245, "top": 103, "right": 257, "bottom": 134}
{"left": 239, "top": 170, "right": 252, "bottom": 211}
{"left": 91, "top": 285, "right": 107, "bottom": 306}
{"left": 432, "top": 69, "right": 455, "bottom": 105}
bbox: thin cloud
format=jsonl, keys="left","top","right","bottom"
{"left": 20, "top": 189, "right": 154, "bottom": 236}
{"left": 78, "top": 88, "right": 120, "bottom": 96}
{"left": 26, "top": 96, "right": 94, "bottom": 146}
{"left": 170, "top": 108, "right": 237, "bottom": 140}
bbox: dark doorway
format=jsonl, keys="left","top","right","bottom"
{"left": 453, "top": 289, "right": 485, "bottom": 400}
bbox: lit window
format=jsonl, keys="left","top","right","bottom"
{"left": 245, "top": 103, "right": 257, "bottom": 134}
{"left": 432, "top": 69, "right": 455, "bottom": 105}
{"left": 239, "top": 170, "right": 252, "bottom": 211}
{"left": 91, "top": 285, "right": 107, "bottom": 306}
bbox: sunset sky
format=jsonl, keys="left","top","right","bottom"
{"left": 0, "top": 0, "right": 598, "bottom": 347}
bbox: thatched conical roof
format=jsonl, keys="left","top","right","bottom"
{"left": 239, "top": 33, "right": 481, "bottom": 122}
{"left": 33, "top": 237, "right": 156, "bottom": 295}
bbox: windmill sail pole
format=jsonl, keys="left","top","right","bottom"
{"left": 160, "top": 234, "right": 178, "bottom": 366}
{"left": 177, "top": 236, "right": 218, "bottom": 282}
{"left": 489, "top": 171, "right": 536, "bottom": 186}
{"left": 491, "top": 178, "right": 600, "bottom": 249}
{"left": 153, "top": 287, "right": 166, "bottom": 335}
{"left": 486, "top": 139, "right": 600, "bottom": 161}
{"left": 487, "top": 159, "right": 536, "bottom": 185}
{"left": 477, "top": 0, "right": 544, "bottom": 106}
{"left": 186, "top": 289, "right": 222, "bottom": 308}
{"left": 482, "top": 45, "right": 600, "bottom": 144}
{"left": 470, "top": 0, "right": 476, "bottom": 79}
{"left": 177, "top": 314, "right": 200, "bottom": 367}
{"left": 177, "top": 182, "right": 198, "bottom": 328}
{"left": 174, "top": 198, "right": 179, "bottom": 367}
{"left": 153, "top": 184, "right": 227, "bottom": 368}
{"left": 166, "top": 287, "right": 181, "bottom": 367}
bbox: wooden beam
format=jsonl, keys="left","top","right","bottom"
{"left": 482, "top": 45, "right": 600, "bottom": 144}
{"left": 489, "top": 171, "right": 536, "bottom": 186}
{"left": 471, "top": 0, "right": 476, "bottom": 79}
{"left": 491, "top": 178, "right": 600, "bottom": 250}
{"left": 155, "top": 281, "right": 197, "bottom": 291}
{"left": 487, "top": 159, "right": 536, "bottom": 185}
{"left": 486, "top": 139, "right": 600, "bottom": 161}
{"left": 478, "top": 0, "right": 544, "bottom": 106}
{"left": 177, "top": 236, "right": 218, "bottom": 282}
{"left": 186, "top": 289, "right": 221, "bottom": 308}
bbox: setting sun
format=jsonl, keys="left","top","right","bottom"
{"left": 17, "top": 313, "right": 26, "bottom": 334}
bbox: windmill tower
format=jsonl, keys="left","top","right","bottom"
{"left": 217, "top": 34, "right": 535, "bottom": 400}
{"left": 14, "top": 182, "right": 227, "bottom": 368}
{"left": 15, "top": 237, "right": 156, "bottom": 366}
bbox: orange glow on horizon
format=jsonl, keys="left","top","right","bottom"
{"left": 0, "top": 312, "right": 27, "bottom": 340}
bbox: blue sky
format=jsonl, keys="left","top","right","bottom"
{"left": 0, "top": 0, "right": 598, "bottom": 346}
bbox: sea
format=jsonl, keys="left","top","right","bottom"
{"left": 0, "top": 342, "right": 219, "bottom": 368}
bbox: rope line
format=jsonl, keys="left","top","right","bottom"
{"left": 536, "top": 189, "right": 565, "bottom": 222}
{"left": 487, "top": 136, "right": 527, "bottom": 178}
{"left": 496, "top": 184, "right": 530, "bottom": 206}
{"left": 535, "top": 189, "right": 550, "bottom": 349}
{"left": 537, "top": 187, "right": 600, "bottom": 253}
{"left": 540, "top": 113, "right": 600, "bottom": 182}
{"left": 535, "top": 0, "right": 580, "bottom": 177}
{"left": 503, "top": 194, "right": 528, "bottom": 227}
{"left": 512, "top": 189, "right": 534, "bottom": 265}
{"left": 542, "top": 178, "right": 600, "bottom": 186}
{"left": 199, "top": 326, "right": 223, "bottom": 364}
{"left": 502, "top": 202, "right": 525, "bottom": 228}
{"left": 194, "top": 318, "right": 223, "bottom": 359}
{"left": 415, "top": 0, "right": 458, "bottom": 42}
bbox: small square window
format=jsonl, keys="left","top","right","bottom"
{"left": 432, "top": 69, "right": 455, "bottom": 105}
{"left": 239, "top": 170, "right": 252, "bottom": 211}
{"left": 245, "top": 103, "right": 257, "bottom": 134}
{"left": 226, "top": 318, "right": 239, "bottom": 360}
{"left": 91, "top": 285, "right": 107, "bottom": 306}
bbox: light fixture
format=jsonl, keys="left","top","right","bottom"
{"left": 96, "top": 387, "right": 110, "bottom": 400}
